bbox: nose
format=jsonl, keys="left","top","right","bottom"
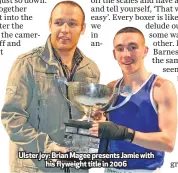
{"left": 61, "top": 23, "right": 70, "bottom": 34}
{"left": 123, "top": 48, "right": 131, "bottom": 58}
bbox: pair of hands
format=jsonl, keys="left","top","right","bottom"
{"left": 51, "top": 110, "right": 134, "bottom": 154}
{"left": 57, "top": 110, "right": 106, "bottom": 153}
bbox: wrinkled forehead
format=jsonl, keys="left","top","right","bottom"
{"left": 114, "top": 32, "right": 145, "bottom": 47}
{"left": 51, "top": 4, "right": 83, "bottom": 23}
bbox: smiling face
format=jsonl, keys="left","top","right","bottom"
{"left": 49, "top": 4, "right": 86, "bottom": 52}
{"left": 113, "top": 32, "right": 148, "bottom": 74}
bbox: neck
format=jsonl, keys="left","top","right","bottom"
{"left": 55, "top": 48, "right": 76, "bottom": 70}
{"left": 122, "top": 66, "right": 150, "bottom": 87}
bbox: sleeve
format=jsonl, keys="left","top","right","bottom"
{"left": 95, "top": 64, "right": 100, "bottom": 83}
{"left": 90, "top": 60, "right": 100, "bottom": 83}
{"left": 1, "top": 58, "right": 60, "bottom": 158}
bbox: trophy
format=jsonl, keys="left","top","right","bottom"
{"left": 58, "top": 77, "right": 132, "bottom": 154}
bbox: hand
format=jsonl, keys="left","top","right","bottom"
{"left": 89, "top": 122, "right": 99, "bottom": 137}
{"left": 45, "top": 142, "right": 68, "bottom": 162}
{"left": 89, "top": 121, "right": 135, "bottom": 142}
{"left": 53, "top": 144, "right": 68, "bottom": 153}
{"left": 46, "top": 142, "right": 68, "bottom": 153}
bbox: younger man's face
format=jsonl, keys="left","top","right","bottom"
{"left": 113, "top": 32, "right": 148, "bottom": 74}
{"left": 49, "top": 4, "right": 86, "bottom": 52}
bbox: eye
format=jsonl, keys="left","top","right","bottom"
{"left": 116, "top": 47, "right": 124, "bottom": 52}
{"left": 128, "top": 45, "right": 137, "bottom": 51}
{"left": 68, "top": 22, "right": 77, "bottom": 27}
{"left": 55, "top": 21, "right": 64, "bottom": 26}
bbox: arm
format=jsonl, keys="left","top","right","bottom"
{"left": 132, "top": 78, "right": 177, "bottom": 152}
{"left": 90, "top": 78, "right": 177, "bottom": 152}
{"left": 91, "top": 60, "right": 100, "bottom": 84}
{"left": 1, "top": 58, "right": 67, "bottom": 157}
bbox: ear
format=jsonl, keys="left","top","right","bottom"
{"left": 81, "top": 23, "right": 86, "bottom": 35}
{"left": 113, "top": 49, "right": 116, "bottom": 60}
{"left": 144, "top": 46, "right": 148, "bottom": 57}
{"left": 49, "top": 19, "right": 52, "bottom": 32}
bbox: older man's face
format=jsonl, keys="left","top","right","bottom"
{"left": 49, "top": 4, "right": 85, "bottom": 52}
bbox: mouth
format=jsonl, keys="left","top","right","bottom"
{"left": 122, "top": 61, "right": 134, "bottom": 65}
{"left": 58, "top": 36, "right": 70, "bottom": 41}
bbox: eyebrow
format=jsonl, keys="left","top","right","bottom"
{"left": 115, "top": 42, "right": 138, "bottom": 48}
{"left": 54, "top": 18, "right": 78, "bottom": 22}
{"left": 115, "top": 44, "right": 123, "bottom": 49}
{"left": 70, "top": 19, "right": 78, "bottom": 22}
{"left": 128, "top": 42, "right": 137, "bottom": 45}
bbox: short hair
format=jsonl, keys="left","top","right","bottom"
{"left": 49, "top": 0, "right": 85, "bottom": 24}
{"left": 114, "top": 27, "right": 145, "bottom": 43}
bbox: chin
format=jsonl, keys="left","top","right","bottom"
{"left": 122, "top": 64, "right": 138, "bottom": 74}
{"left": 122, "top": 68, "right": 137, "bottom": 75}
{"left": 57, "top": 45, "right": 72, "bottom": 50}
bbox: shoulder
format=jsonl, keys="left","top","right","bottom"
{"left": 153, "top": 76, "right": 176, "bottom": 104}
{"left": 107, "top": 80, "right": 118, "bottom": 87}
{"left": 153, "top": 76, "right": 175, "bottom": 93}
{"left": 17, "top": 46, "right": 44, "bottom": 61}
{"left": 10, "top": 46, "right": 44, "bottom": 73}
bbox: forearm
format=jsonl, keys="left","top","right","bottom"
{"left": 94, "top": 122, "right": 175, "bottom": 152}
{"left": 132, "top": 131, "right": 175, "bottom": 152}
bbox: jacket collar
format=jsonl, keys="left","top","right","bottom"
{"left": 41, "top": 35, "right": 89, "bottom": 69}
